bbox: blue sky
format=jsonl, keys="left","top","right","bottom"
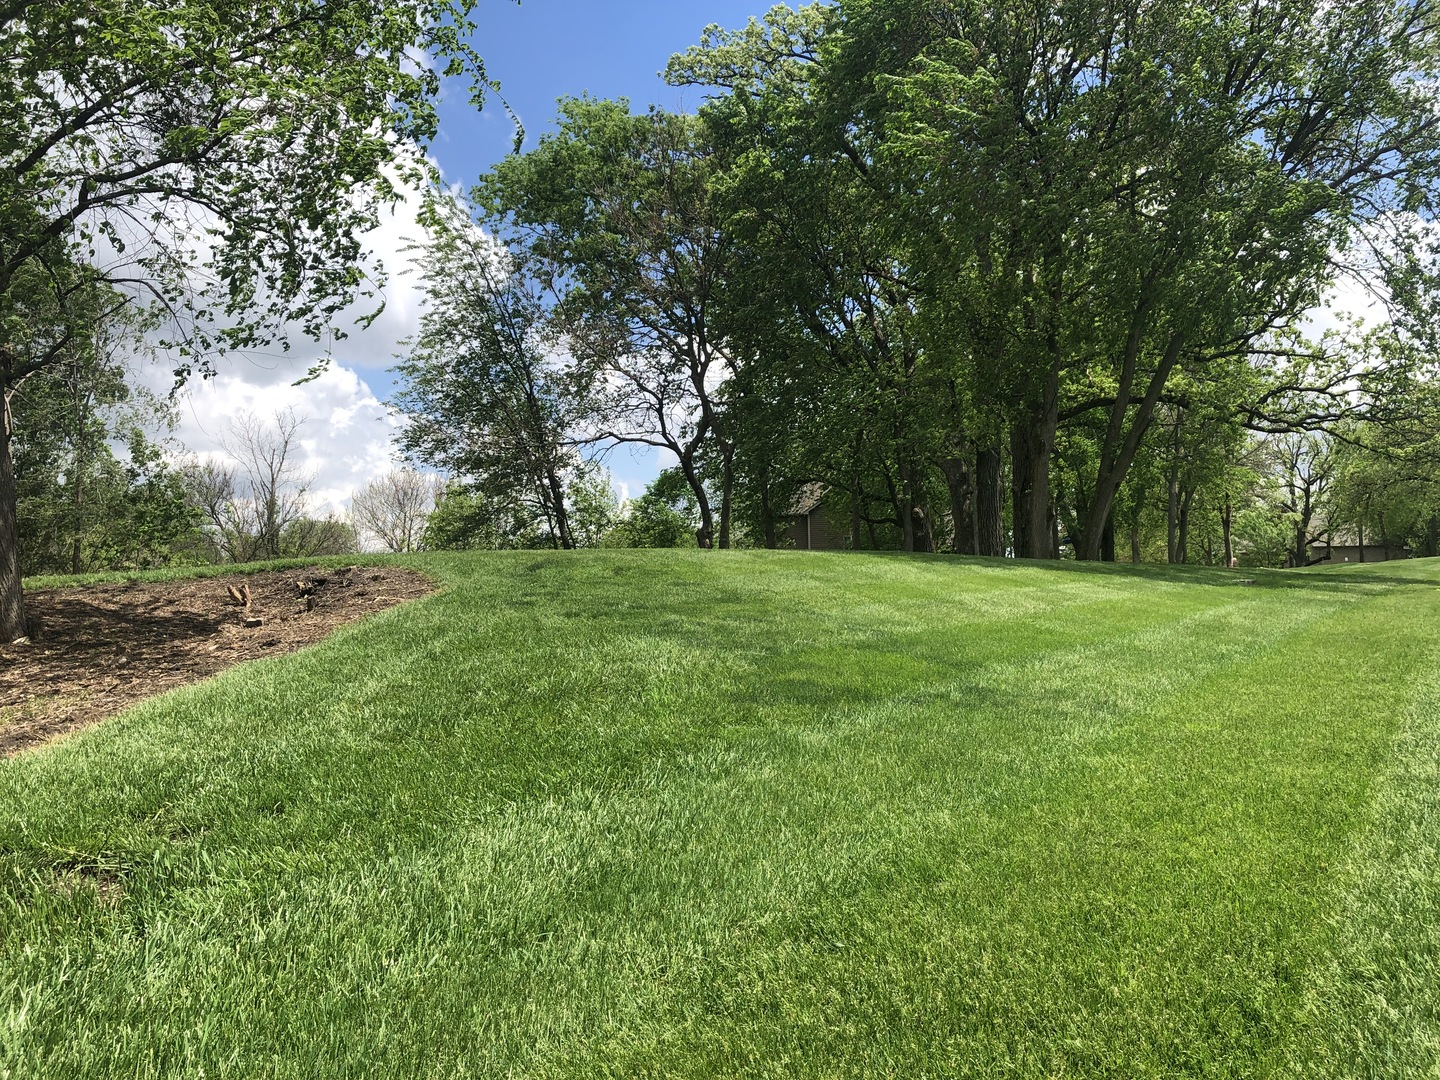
{"left": 436, "top": 1, "right": 771, "bottom": 181}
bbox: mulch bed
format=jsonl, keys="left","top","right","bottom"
{"left": 0, "top": 565, "right": 434, "bottom": 757}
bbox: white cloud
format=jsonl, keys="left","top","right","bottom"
{"left": 157, "top": 364, "right": 403, "bottom": 516}
{"left": 122, "top": 164, "right": 441, "bottom": 516}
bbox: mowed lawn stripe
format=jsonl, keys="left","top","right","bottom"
{"left": 495, "top": 577, "right": 1402, "bottom": 1076}
{"left": 0, "top": 552, "right": 1434, "bottom": 1078}
{"left": 1272, "top": 581, "right": 1440, "bottom": 1078}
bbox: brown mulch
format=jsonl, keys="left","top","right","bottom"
{"left": 0, "top": 565, "right": 434, "bottom": 757}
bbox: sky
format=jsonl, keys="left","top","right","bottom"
{"left": 164, "top": 0, "right": 775, "bottom": 513}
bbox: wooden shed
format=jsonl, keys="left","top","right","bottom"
{"left": 783, "top": 484, "right": 850, "bottom": 551}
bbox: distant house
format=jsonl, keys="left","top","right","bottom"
{"left": 1311, "top": 540, "right": 1410, "bottom": 564}
{"left": 783, "top": 484, "right": 850, "bottom": 550}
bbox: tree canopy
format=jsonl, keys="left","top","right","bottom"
{"left": 385, "top": 0, "right": 1440, "bottom": 566}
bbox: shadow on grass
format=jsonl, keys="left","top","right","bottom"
{"left": 829, "top": 550, "right": 1440, "bottom": 592}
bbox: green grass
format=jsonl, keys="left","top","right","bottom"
{"left": 3, "top": 550, "right": 1439, "bottom": 1078}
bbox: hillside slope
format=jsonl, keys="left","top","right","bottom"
{"left": 2, "top": 551, "right": 1437, "bottom": 1078}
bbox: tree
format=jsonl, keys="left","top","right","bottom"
{"left": 0, "top": 0, "right": 493, "bottom": 638}
{"left": 1266, "top": 431, "right": 1337, "bottom": 567}
{"left": 613, "top": 469, "right": 700, "bottom": 549}
{"left": 670, "top": 6, "right": 953, "bottom": 555}
{"left": 350, "top": 468, "right": 438, "bottom": 553}
{"left": 476, "top": 98, "right": 738, "bottom": 548}
{"left": 394, "top": 196, "right": 584, "bottom": 550}
{"left": 184, "top": 409, "right": 354, "bottom": 562}
{"left": 864, "top": 0, "right": 1440, "bottom": 560}
{"left": 8, "top": 295, "right": 198, "bottom": 573}
{"left": 421, "top": 483, "right": 548, "bottom": 551}
{"left": 221, "top": 409, "right": 314, "bottom": 562}
{"left": 667, "top": 0, "right": 1440, "bottom": 563}
{"left": 567, "top": 464, "right": 624, "bottom": 548}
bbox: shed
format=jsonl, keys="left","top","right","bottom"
{"left": 1311, "top": 541, "right": 1411, "bottom": 564}
{"left": 783, "top": 484, "right": 850, "bottom": 551}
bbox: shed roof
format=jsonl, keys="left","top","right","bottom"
{"left": 791, "top": 482, "right": 827, "bottom": 516}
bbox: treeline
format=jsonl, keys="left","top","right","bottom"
{"left": 10, "top": 381, "right": 363, "bottom": 576}
{"left": 395, "top": 0, "right": 1440, "bottom": 566}
{"left": 9, "top": 366, "right": 698, "bottom": 575}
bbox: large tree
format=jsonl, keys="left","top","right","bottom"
{"left": 0, "top": 0, "right": 493, "bottom": 638}
{"left": 847, "top": 0, "right": 1440, "bottom": 560}
{"left": 668, "top": 0, "right": 1440, "bottom": 562}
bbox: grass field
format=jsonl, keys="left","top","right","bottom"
{"left": 2, "top": 551, "right": 1439, "bottom": 1078}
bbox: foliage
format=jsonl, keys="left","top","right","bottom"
{"left": 475, "top": 98, "right": 737, "bottom": 546}
{"left": 0, "top": 0, "right": 496, "bottom": 638}
{"left": 566, "top": 464, "right": 624, "bottom": 549}
{"left": 611, "top": 468, "right": 701, "bottom": 549}
{"left": 9, "top": 298, "right": 197, "bottom": 574}
{"left": 393, "top": 194, "right": 585, "bottom": 550}
{"left": 421, "top": 483, "right": 548, "bottom": 551}
{"left": 0, "top": 0, "right": 492, "bottom": 365}
{"left": 653, "top": 0, "right": 1440, "bottom": 561}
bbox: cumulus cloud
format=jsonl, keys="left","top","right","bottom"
{"left": 125, "top": 166, "right": 442, "bottom": 515}
{"left": 157, "top": 364, "right": 402, "bottom": 516}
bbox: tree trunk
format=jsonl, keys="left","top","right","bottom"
{"left": 1101, "top": 517, "right": 1116, "bottom": 562}
{"left": 1076, "top": 332, "right": 1187, "bottom": 560}
{"left": 1358, "top": 521, "right": 1366, "bottom": 563}
{"left": 0, "top": 390, "right": 26, "bottom": 641}
{"left": 717, "top": 449, "right": 735, "bottom": 550}
{"left": 545, "top": 470, "right": 574, "bottom": 550}
{"left": 69, "top": 469, "right": 84, "bottom": 575}
{"left": 1130, "top": 525, "right": 1142, "bottom": 564}
{"left": 1291, "top": 484, "right": 1314, "bottom": 568}
{"left": 941, "top": 455, "right": 975, "bottom": 555}
{"left": 918, "top": 499, "right": 936, "bottom": 554}
{"left": 1177, "top": 486, "right": 1194, "bottom": 565}
{"left": 1166, "top": 459, "right": 1180, "bottom": 564}
{"left": 974, "top": 445, "right": 1004, "bottom": 557}
{"left": 1292, "top": 521, "right": 1309, "bottom": 567}
{"left": 1010, "top": 384, "right": 1057, "bottom": 560}
{"left": 1222, "top": 494, "right": 1234, "bottom": 568}
{"left": 899, "top": 461, "right": 916, "bottom": 553}
{"left": 680, "top": 457, "right": 714, "bottom": 549}
{"left": 760, "top": 474, "right": 778, "bottom": 550}
{"left": 1426, "top": 514, "right": 1439, "bottom": 559}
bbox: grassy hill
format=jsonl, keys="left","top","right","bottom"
{"left": 2, "top": 551, "right": 1438, "bottom": 1078}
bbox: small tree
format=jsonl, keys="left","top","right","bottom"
{"left": 614, "top": 469, "right": 701, "bottom": 549}
{"left": 183, "top": 409, "right": 353, "bottom": 562}
{"left": 350, "top": 469, "right": 438, "bottom": 553}
{"left": 394, "top": 195, "right": 586, "bottom": 549}
{"left": 222, "top": 410, "right": 314, "bottom": 562}
{"left": 477, "top": 98, "right": 738, "bottom": 548}
{"left": 567, "top": 464, "right": 623, "bottom": 548}
{"left": 422, "top": 483, "right": 547, "bottom": 551}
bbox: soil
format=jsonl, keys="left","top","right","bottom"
{"left": 0, "top": 565, "right": 434, "bottom": 757}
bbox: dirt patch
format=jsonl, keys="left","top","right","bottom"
{"left": 0, "top": 565, "right": 433, "bottom": 757}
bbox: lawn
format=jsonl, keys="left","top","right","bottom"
{"left": 2, "top": 551, "right": 1438, "bottom": 1078}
